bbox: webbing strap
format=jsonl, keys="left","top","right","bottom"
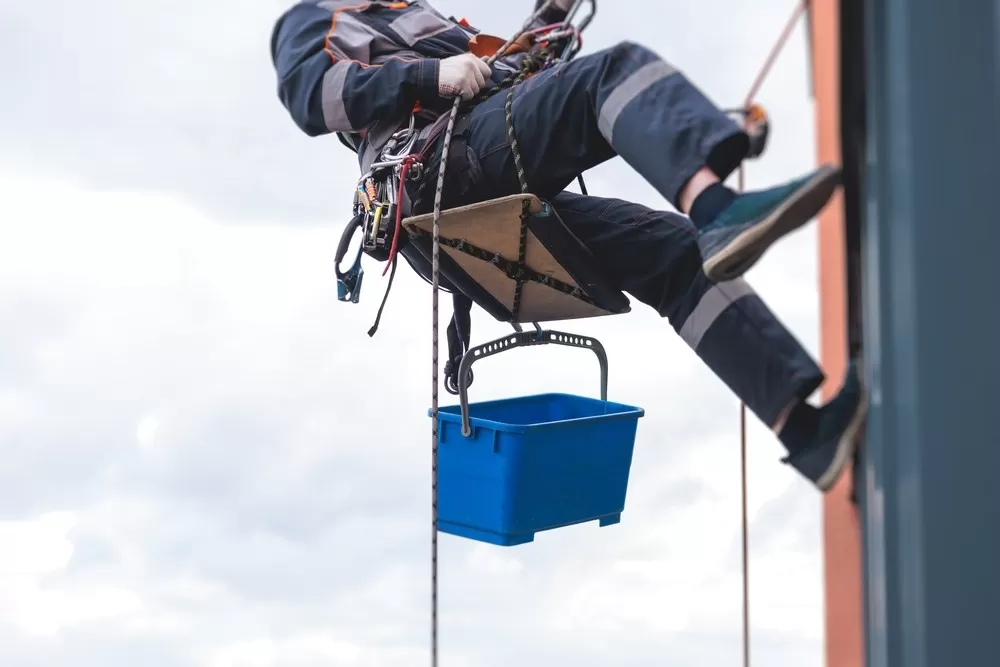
{"left": 444, "top": 292, "right": 473, "bottom": 393}
{"left": 510, "top": 200, "right": 531, "bottom": 320}
{"left": 407, "top": 225, "right": 598, "bottom": 308}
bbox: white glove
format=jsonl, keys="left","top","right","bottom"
{"left": 438, "top": 53, "right": 492, "bottom": 100}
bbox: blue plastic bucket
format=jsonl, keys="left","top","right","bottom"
{"left": 433, "top": 392, "right": 644, "bottom": 546}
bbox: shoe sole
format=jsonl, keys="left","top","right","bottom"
{"left": 703, "top": 164, "right": 843, "bottom": 282}
{"left": 815, "top": 363, "right": 869, "bottom": 492}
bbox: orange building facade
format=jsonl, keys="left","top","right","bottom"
{"left": 808, "top": 3, "right": 864, "bottom": 667}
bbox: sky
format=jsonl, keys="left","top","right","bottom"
{"left": 0, "top": 1, "right": 832, "bottom": 665}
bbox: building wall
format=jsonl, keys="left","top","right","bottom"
{"left": 808, "top": 3, "right": 864, "bottom": 667}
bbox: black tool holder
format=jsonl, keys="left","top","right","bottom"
{"left": 457, "top": 323, "right": 609, "bottom": 438}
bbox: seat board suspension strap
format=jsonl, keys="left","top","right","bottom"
{"left": 510, "top": 199, "right": 531, "bottom": 321}
{"left": 444, "top": 292, "right": 473, "bottom": 395}
{"left": 501, "top": 42, "right": 555, "bottom": 321}
{"left": 366, "top": 255, "right": 398, "bottom": 338}
{"left": 406, "top": 225, "right": 600, "bottom": 308}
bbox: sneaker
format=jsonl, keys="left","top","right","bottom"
{"left": 699, "top": 164, "right": 842, "bottom": 281}
{"left": 784, "top": 359, "right": 868, "bottom": 491}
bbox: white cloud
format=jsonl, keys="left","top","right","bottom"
{"left": 0, "top": 512, "right": 76, "bottom": 576}
{"left": 0, "top": 511, "right": 144, "bottom": 637}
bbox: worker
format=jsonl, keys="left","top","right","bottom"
{"left": 269, "top": 0, "right": 867, "bottom": 492}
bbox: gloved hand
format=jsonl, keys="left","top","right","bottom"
{"left": 438, "top": 53, "right": 492, "bottom": 100}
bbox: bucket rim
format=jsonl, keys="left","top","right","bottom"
{"left": 431, "top": 392, "right": 645, "bottom": 433}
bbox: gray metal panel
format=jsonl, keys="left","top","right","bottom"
{"left": 861, "top": 1, "right": 1000, "bottom": 666}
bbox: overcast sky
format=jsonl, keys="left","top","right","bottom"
{"left": 0, "top": 1, "right": 830, "bottom": 665}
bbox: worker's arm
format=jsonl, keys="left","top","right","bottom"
{"left": 270, "top": 4, "right": 440, "bottom": 137}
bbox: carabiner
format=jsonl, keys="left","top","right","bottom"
{"left": 335, "top": 212, "right": 366, "bottom": 304}
{"left": 558, "top": 0, "right": 597, "bottom": 60}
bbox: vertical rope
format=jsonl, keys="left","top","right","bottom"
{"left": 426, "top": 8, "right": 556, "bottom": 665}
{"left": 733, "top": 6, "right": 810, "bottom": 665}
{"left": 743, "top": 0, "right": 810, "bottom": 107}
{"left": 741, "top": 404, "right": 750, "bottom": 667}
{"left": 428, "top": 96, "right": 461, "bottom": 667}
{"left": 737, "top": 162, "right": 750, "bottom": 667}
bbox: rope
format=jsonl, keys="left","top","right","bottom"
{"left": 734, "top": 3, "right": 811, "bottom": 666}
{"left": 736, "top": 161, "right": 750, "bottom": 667}
{"left": 740, "top": 402, "right": 750, "bottom": 667}
{"left": 427, "top": 6, "right": 557, "bottom": 665}
{"left": 743, "top": 0, "right": 810, "bottom": 107}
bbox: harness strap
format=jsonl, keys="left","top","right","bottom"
{"left": 366, "top": 255, "right": 398, "bottom": 337}
{"left": 406, "top": 225, "right": 600, "bottom": 307}
{"left": 444, "top": 291, "right": 473, "bottom": 394}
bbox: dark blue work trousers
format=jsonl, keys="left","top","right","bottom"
{"left": 407, "top": 41, "right": 825, "bottom": 427}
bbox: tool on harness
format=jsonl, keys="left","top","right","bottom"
{"left": 335, "top": 115, "right": 419, "bottom": 295}
{"left": 334, "top": 210, "right": 366, "bottom": 303}
{"left": 334, "top": 113, "right": 428, "bottom": 337}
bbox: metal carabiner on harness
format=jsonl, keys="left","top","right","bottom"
{"left": 342, "top": 113, "right": 424, "bottom": 281}
{"left": 335, "top": 210, "right": 366, "bottom": 303}
{"left": 378, "top": 114, "right": 418, "bottom": 165}
{"left": 525, "top": 0, "right": 596, "bottom": 63}
{"left": 557, "top": 0, "right": 597, "bottom": 61}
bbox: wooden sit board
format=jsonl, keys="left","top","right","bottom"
{"left": 402, "top": 194, "right": 625, "bottom": 323}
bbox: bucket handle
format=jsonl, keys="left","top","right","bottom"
{"left": 457, "top": 326, "right": 609, "bottom": 437}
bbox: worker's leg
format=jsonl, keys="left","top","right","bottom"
{"left": 547, "top": 191, "right": 866, "bottom": 491}
{"left": 449, "top": 40, "right": 841, "bottom": 281}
